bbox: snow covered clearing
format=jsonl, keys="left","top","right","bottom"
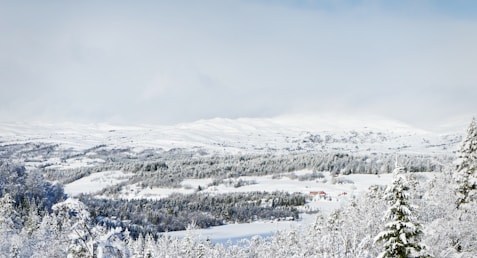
{"left": 64, "top": 170, "right": 134, "bottom": 196}
{"left": 164, "top": 216, "right": 315, "bottom": 244}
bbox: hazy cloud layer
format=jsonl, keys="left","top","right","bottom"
{"left": 1, "top": 1, "right": 476, "bottom": 129}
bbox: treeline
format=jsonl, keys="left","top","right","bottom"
{"left": 78, "top": 191, "right": 305, "bottom": 238}
{"left": 45, "top": 152, "right": 453, "bottom": 189}
{"left": 0, "top": 142, "right": 60, "bottom": 161}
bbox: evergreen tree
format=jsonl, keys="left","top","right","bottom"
{"left": 455, "top": 117, "right": 477, "bottom": 210}
{"left": 374, "top": 166, "right": 427, "bottom": 258}
{"left": 52, "top": 198, "right": 96, "bottom": 257}
{"left": 31, "top": 213, "right": 68, "bottom": 257}
{"left": 0, "top": 193, "right": 22, "bottom": 234}
{"left": 0, "top": 193, "right": 23, "bottom": 256}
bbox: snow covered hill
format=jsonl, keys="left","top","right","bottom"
{"left": 0, "top": 115, "right": 464, "bottom": 170}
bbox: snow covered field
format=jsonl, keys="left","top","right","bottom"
{"left": 64, "top": 170, "right": 134, "bottom": 196}
{"left": 164, "top": 216, "right": 313, "bottom": 244}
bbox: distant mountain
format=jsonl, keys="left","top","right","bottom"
{"left": 0, "top": 115, "right": 465, "bottom": 169}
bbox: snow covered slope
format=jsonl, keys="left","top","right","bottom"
{"left": 0, "top": 114, "right": 464, "bottom": 169}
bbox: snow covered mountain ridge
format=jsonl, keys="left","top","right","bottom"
{"left": 0, "top": 114, "right": 464, "bottom": 159}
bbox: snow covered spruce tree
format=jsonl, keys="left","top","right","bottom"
{"left": 0, "top": 193, "right": 23, "bottom": 256}
{"left": 439, "top": 117, "right": 477, "bottom": 255}
{"left": 455, "top": 117, "right": 477, "bottom": 210}
{"left": 374, "top": 165, "right": 428, "bottom": 258}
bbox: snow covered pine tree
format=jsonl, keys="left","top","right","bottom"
{"left": 374, "top": 165, "right": 428, "bottom": 258}
{"left": 455, "top": 117, "right": 477, "bottom": 210}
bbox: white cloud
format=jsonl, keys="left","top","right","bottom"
{"left": 142, "top": 74, "right": 175, "bottom": 101}
{"left": 0, "top": 1, "right": 476, "bottom": 128}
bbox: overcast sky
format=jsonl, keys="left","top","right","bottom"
{"left": 1, "top": 0, "right": 476, "bottom": 129}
